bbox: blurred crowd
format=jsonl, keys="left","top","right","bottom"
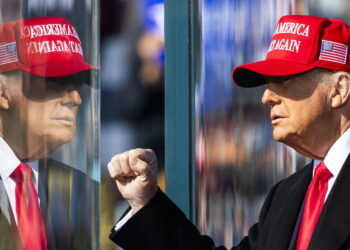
{"left": 99, "top": 0, "right": 164, "bottom": 249}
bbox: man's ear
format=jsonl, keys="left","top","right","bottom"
{"left": 330, "top": 72, "right": 350, "bottom": 109}
{"left": 0, "top": 75, "right": 10, "bottom": 111}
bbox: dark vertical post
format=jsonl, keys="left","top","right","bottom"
{"left": 164, "top": 0, "right": 195, "bottom": 220}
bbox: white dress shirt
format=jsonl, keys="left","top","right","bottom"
{"left": 313, "top": 127, "right": 350, "bottom": 200}
{"left": 0, "top": 137, "right": 39, "bottom": 224}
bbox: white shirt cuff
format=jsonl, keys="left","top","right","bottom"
{"left": 114, "top": 209, "right": 135, "bottom": 231}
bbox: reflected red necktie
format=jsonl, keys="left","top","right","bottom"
{"left": 296, "top": 161, "right": 332, "bottom": 250}
{"left": 11, "top": 163, "right": 47, "bottom": 250}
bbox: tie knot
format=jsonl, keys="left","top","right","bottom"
{"left": 314, "top": 161, "right": 332, "bottom": 181}
{"left": 10, "top": 163, "right": 33, "bottom": 183}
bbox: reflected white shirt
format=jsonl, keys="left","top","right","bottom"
{"left": 0, "top": 137, "right": 39, "bottom": 224}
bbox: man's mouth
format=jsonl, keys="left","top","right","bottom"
{"left": 53, "top": 117, "right": 75, "bottom": 126}
{"left": 271, "top": 114, "right": 287, "bottom": 125}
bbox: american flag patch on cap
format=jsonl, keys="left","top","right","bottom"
{"left": 0, "top": 42, "right": 18, "bottom": 65}
{"left": 319, "top": 40, "right": 348, "bottom": 64}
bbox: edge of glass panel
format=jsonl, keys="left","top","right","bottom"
{"left": 92, "top": 1, "right": 100, "bottom": 249}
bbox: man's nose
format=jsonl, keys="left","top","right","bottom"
{"left": 261, "top": 85, "right": 280, "bottom": 106}
{"left": 61, "top": 89, "right": 82, "bottom": 108}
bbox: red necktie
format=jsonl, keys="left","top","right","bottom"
{"left": 11, "top": 163, "right": 47, "bottom": 250}
{"left": 296, "top": 161, "right": 332, "bottom": 250}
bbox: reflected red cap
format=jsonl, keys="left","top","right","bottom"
{"left": 232, "top": 15, "right": 350, "bottom": 87}
{"left": 0, "top": 16, "right": 96, "bottom": 77}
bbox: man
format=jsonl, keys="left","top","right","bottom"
{"left": 108, "top": 15, "right": 350, "bottom": 249}
{"left": 0, "top": 17, "right": 96, "bottom": 250}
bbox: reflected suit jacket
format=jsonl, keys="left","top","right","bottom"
{"left": 0, "top": 158, "right": 97, "bottom": 250}
{"left": 110, "top": 154, "right": 350, "bottom": 250}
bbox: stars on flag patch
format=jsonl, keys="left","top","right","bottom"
{"left": 0, "top": 42, "right": 18, "bottom": 65}
{"left": 319, "top": 40, "right": 348, "bottom": 64}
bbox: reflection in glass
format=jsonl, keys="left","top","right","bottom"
{"left": 0, "top": 1, "right": 99, "bottom": 249}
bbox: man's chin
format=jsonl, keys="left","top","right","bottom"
{"left": 48, "top": 127, "right": 75, "bottom": 142}
{"left": 272, "top": 130, "right": 287, "bottom": 143}
{"left": 272, "top": 131, "right": 297, "bottom": 148}
{"left": 45, "top": 133, "right": 74, "bottom": 152}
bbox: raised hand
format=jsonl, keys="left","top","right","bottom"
{"left": 107, "top": 148, "right": 158, "bottom": 212}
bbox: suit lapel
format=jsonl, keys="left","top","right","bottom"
{"left": 309, "top": 154, "right": 350, "bottom": 250}
{"left": 0, "top": 177, "right": 12, "bottom": 224}
{"left": 38, "top": 160, "right": 48, "bottom": 215}
{"left": 38, "top": 158, "right": 94, "bottom": 250}
{"left": 38, "top": 158, "right": 59, "bottom": 250}
{"left": 0, "top": 178, "right": 22, "bottom": 249}
{"left": 39, "top": 157, "right": 75, "bottom": 250}
{"left": 268, "top": 163, "right": 313, "bottom": 250}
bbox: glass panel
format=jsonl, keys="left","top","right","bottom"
{"left": 0, "top": 0, "right": 99, "bottom": 249}
{"left": 195, "top": 0, "right": 309, "bottom": 247}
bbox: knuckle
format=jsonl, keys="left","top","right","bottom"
{"left": 111, "top": 154, "right": 120, "bottom": 162}
{"left": 146, "top": 149, "right": 155, "bottom": 158}
{"left": 119, "top": 152, "right": 129, "bottom": 162}
{"left": 107, "top": 163, "right": 116, "bottom": 177}
{"left": 129, "top": 149, "right": 138, "bottom": 158}
{"left": 145, "top": 148, "right": 154, "bottom": 153}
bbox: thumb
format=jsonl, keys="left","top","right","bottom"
{"left": 129, "top": 148, "right": 157, "bottom": 174}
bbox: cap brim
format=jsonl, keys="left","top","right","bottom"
{"left": 19, "top": 61, "right": 99, "bottom": 88}
{"left": 232, "top": 59, "right": 317, "bottom": 88}
{"left": 19, "top": 60, "right": 98, "bottom": 78}
{"left": 44, "top": 69, "right": 97, "bottom": 86}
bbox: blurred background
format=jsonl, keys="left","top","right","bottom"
{"left": 99, "top": 0, "right": 165, "bottom": 249}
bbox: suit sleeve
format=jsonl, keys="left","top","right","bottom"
{"left": 110, "top": 184, "right": 280, "bottom": 250}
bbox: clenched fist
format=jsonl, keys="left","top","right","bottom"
{"left": 107, "top": 148, "right": 158, "bottom": 212}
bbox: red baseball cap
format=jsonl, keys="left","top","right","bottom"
{"left": 232, "top": 15, "right": 350, "bottom": 87}
{"left": 0, "top": 16, "right": 96, "bottom": 77}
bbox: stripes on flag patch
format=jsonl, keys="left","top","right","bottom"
{"left": 319, "top": 40, "right": 348, "bottom": 64}
{"left": 0, "top": 42, "right": 18, "bottom": 65}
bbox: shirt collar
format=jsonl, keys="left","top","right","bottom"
{"left": 0, "top": 137, "right": 39, "bottom": 181}
{"left": 0, "top": 137, "right": 21, "bottom": 180}
{"left": 313, "top": 128, "right": 350, "bottom": 178}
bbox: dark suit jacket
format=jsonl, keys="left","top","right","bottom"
{"left": 110, "top": 156, "right": 350, "bottom": 250}
{"left": 0, "top": 158, "right": 97, "bottom": 250}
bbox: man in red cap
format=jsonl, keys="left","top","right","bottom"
{"left": 0, "top": 17, "right": 96, "bottom": 250}
{"left": 108, "top": 15, "right": 350, "bottom": 250}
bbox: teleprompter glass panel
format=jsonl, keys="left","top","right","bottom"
{"left": 0, "top": 0, "right": 99, "bottom": 249}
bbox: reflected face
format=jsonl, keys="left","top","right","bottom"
{"left": 2, "top": 72, "right": 82, "bottom": 160}
{"left": 261, "top": 70, "right": 332, "bottom": 156}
